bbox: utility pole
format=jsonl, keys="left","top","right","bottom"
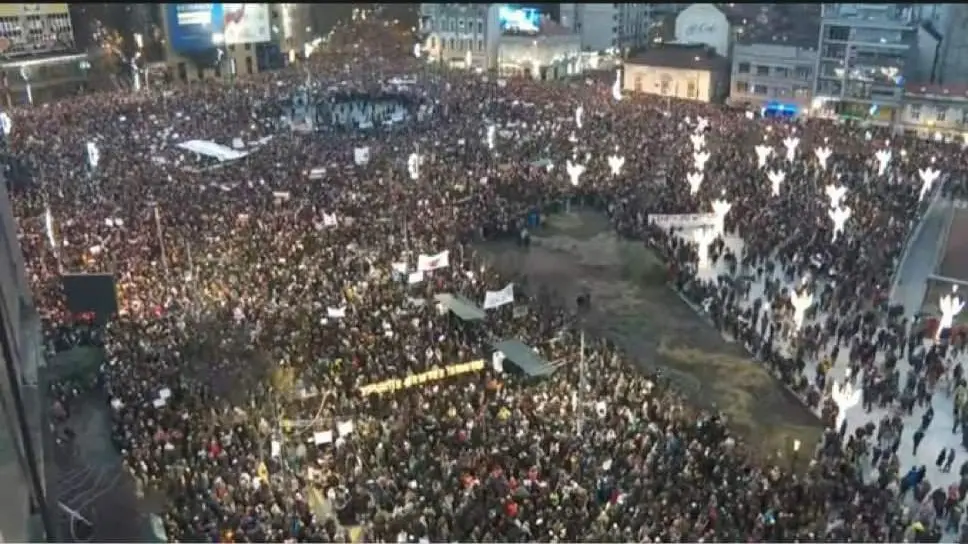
{"left": 152, "top": 203, "right": 169, "bottom": 278}
{"left": 575, "top": 292, "right": 590, "bottom": 437}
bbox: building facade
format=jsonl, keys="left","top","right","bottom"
{"left": 674, "top": 4, "right": 731, "bottom": 58}
{"left": 419, "top": 3, "right": 500, "bottom": 70}
{"left": 625, "top": 44, "right": 729, "bottom": 103}
{"left": 812, "top": 3, "right": 916, "bottom": 123}
{"left": 161, "top": 3, "right": 286, "bottom": 82}
{"left": 497, "top": 28, "right": 581, "bottom": 80}
{"left": 558, "top": 3, "right": 683, "bottom": 53}
{"left": 729, "top": 43, "right": 817, "bottom": 114}
{"left": 0, "top": 3, "right": 89, "bottom": 105}
{"left": 898, "top": 82, "right": 968, "bottom": 141}
{"left": 935, "top": 4, "right": 968, "bottom": 85}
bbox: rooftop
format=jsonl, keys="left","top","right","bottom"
{"left": 905, "top": 82, "right": 968, "bottom": 99}
{"left": 627, "top": 43, "right": 729, "bottom": 72}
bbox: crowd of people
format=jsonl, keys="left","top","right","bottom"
{"left": 13, "top": 17, "right": 968, "bottom": 543}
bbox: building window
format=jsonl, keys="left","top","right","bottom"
{"left": 776, "top": 87, "right": 788, "bottom": 96}
{"left": 774, "top": 66, "right": 789, "bottom": 78}
{"left": 962, "top": 108, "right": 968, "bottom": 125}
{"left": 756, "top": 65, "right": 769, "bottom": 76}
{"left": 449, "top": 38, "right": 455, "bottom": 50}
{"left": 634, "top": 75, "right": 643, "bottom": 92}
{"left": 910, "top": 104, "right": 921, "bottom": 121}
{"left": 795, "top": 66, "right": 811, "bottom": 80}
{"left": 687, "top": 81, "right": 697, "bottom": 99}
{"left": 196, "top": 65, "right": 204, "bottom": 80}
{"left": 177, "top": 62, "right": 187, "bottom": 82}
{"left": 478, "top": 20, "right": 484, "bottom": 34}
{"left": 736, "top": 81, "right": 749, "bottom": 93}
{"left": 430, "top": 36, "right": 437, "bottom": 49}
{"left": 752, "top": 84, "right": 768, "bottom": 95}
{"left": 244, "top": 43, "right": 251, "bottom": 51}
{"left": 245, "top": 56, "right": 253, "bottom": 75}
{"left": 478, "top": 39, "right": 483, "bottom": 51}
{"left": 457, "top": 39, "right": 464, "bottom": 50}
{"left": 738, "top": 62, "right": 750, "bottom": 74}
{"left": 458, "top": 19, "right": 464, "bottom": 30}
{"left": 214, "top": 63, "right": 222, "bottom": 78}
{"left": 937, "top": 108, "right": 946, "bottom": 122}
{"left": 793, "top": 85, "right": 810, "bottom": 98}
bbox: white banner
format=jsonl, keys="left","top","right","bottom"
{"left": 354, "top": 147, "right": 370, "bottom": 165}
{"left": 483, "top": 283, "right": 514, "bottom": 310}
{"left": 417, "top": 250, "right": 449, "bottom": 272}
{"left": 327, "top": 307, "right": 346, "bottom": 318}
{"left": 649, "top": 213, "right": 717, "bottom": 230}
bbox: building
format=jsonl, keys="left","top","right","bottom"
{"left": 729, "top": 42, "right": 818, "bottom": 115}
{"left": 497, "top": 22, "right": 581, "bottom": 80}
{"left": 161, "top": 3, "right": 286, "bottom": 82}
{"left": 899, "top": 82, "right": 968, "bottom": 141}
{"left": 624, "top": 43, "right": 730, "bottom": 103}
{"left": 557, "top": 3, "right": 683, "bottom": 53}
{"left": 812, "top": 3, "right": 917, "bottom": 123}
{"left": 0, "top": 179, "right": 49, "bottom": 542}
{"left": 419, "top": 3, "right": 500, "bottom": 70}
{"left": 932, "top": 4, "right": 968, "bottom": 85}
{"left": 674, "top": 4, "right": 731, "bottom": 57}
{"left": 0, "top": 3, "right": 90, "bottom": 105}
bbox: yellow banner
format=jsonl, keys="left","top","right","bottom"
{"left": 26, "top": 3, "right": 69, "bottom": 15}
{"left": 0, "top": 4, "right": 69, "bottom": 17}
{"left": 359, "top": 359, "right": 485, "bottom": 396}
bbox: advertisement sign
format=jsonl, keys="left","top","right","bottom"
{"left": 167, "top": 3, "right": 271, "bottom": 53}
{"left": 0, "top": 4, "right": 69, "bottom": 17}
{"left": 167, "top": 3, "right": 223, "bottom": 52}
{"left": 223, "top": 3, "right": 271, "bottom": 45}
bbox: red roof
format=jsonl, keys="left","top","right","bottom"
{"left": 905, "top": 82, "right": 968, "bottom": 98}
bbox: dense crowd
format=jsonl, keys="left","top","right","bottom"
{"left": 15, "top": 18, "right": 968, "bottom": 543}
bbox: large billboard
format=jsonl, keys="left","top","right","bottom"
{"left": 166, "top": 3, "right": 271, "bottom": 53}
{"left": 0, "top": 4, "right": 69, "bottom": 17}
{"left": 223, "top": 4, "right": 271, "bottom": 45}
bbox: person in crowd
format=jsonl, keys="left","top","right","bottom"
{"left": 15, "top": 17, "right": 968, "bottom": 543}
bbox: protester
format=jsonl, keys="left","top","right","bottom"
{"left": 13, "top": 18, "right": 968, "bottom": 543}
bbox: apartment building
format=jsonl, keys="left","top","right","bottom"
{"left": 730, "top": 42, "right": 817, "bottom": 115}
{"left": 813, "top": 3, "right": 917, "bottom": 123}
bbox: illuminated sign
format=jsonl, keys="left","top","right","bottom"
{"left": 167, "top": 3, "right": 271, "bottom": 53}
{"left": 683, "top": 23, "right": 717, "bottom": 37}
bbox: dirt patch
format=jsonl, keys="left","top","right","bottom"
{"left": 937, "top": 205, "right": 968, "bottom": 280}
{"left": 477, "top": 211, "right": 823, "bottom": 464}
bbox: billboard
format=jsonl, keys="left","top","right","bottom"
{"left": 498, "top": 5, "right": 541, "bottom": 33}
{"left": 223, "top": 4, "right": 271, "bottom": 45}
{"left": 167, "top": 3, "right": 271, "bottom": 53}
{"left": 0, "top": 4, "right": 69, "bottom": 17}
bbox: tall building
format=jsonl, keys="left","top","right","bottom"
{"left": 934, "top": 4, "right": 968, "bottom": 85}
{"left": 559, "top": 3, "right": 683, "bottom": 52}
{"left": 0, "top": 3, "right": 88, "bottom": 105}
{"left": 0, "top": 178, "right": 49, "bottom": 542}
{"left": 160, "top": 3, "right": 288, "bottom": 82}
{"left": 812, "top": 3, "right": 916, "bottom": 122}
{"left": 418, "top": 4, "right": 500, "bottom": 70}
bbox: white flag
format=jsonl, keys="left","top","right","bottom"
{"left": 354, "top": 147, "right": 370, "bottom": 165}
{"left": 44, "top": 206, "right": 56, "bottom": 249}
{"left": 327, "top": 307, "right": 346, "bottom": 318}
{"left": 86, "top": 141, "right": 100, "bottom": 169}
{"left": 322, "top": 213, "right": 338, "bottom": 226}
{"left": 0, "top": 112, "right": 12, "bottom": 136}
{"left": 483, "top": 283, "right": 514, "bottom": 310}
{"left": 417, "top": 250, "right": 449, "bottom": 272}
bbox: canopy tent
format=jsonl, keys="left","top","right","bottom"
{"left": 492, "top": 339, "right": 555, "bottom": 378}
{"left": 434, "top": 293, "right": 486, "bottom": 321}
{"left": 175, "top": 139, "right": 249, "bottom": 162}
